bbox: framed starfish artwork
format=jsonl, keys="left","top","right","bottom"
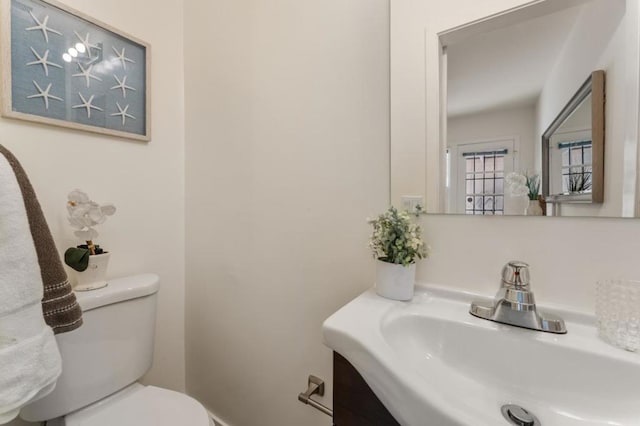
{"left": 0, "top": 0, "right": 150, "bottom": 141}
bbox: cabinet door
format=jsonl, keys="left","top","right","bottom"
{"left": 333, "top": 352, "right": 401, "bottom": 426}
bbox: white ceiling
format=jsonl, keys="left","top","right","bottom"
{"left": 447, "top": 6, "right": 582, "bottom": 118}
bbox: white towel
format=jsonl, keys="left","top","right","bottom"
{"left": 0, "top": 154, "right": 62, "bottom": 424}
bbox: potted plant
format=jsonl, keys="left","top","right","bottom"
{"left": 64, "top": 189, "right": 116, "bottom": 291}
{"left": 524, "top": 173, "right": 543, "bottom": 216}
{"left": 506, "top": 172, "right": 543, "bottom": 216}
{"left": 368, "top": 206, "right": 428, "bottom": 300}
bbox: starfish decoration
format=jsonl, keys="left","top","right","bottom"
{"left": 110, "top": 75, "right": 136, "bottom": 98}
{"left": 27, "top": 80, "right": 63, "bottom": 110}
{"left": 26, "top": 47, "right": 62, "bottom": 76}
{"left": 112, "top": 46, "right": 135, "bottom": 70}
{"left": 72, "top": 63, "right": 102, "bottom": 88}
{"left": 73, "top": 31, "right": 102, "bottom": 58}
{"left": 25, "top": 11, "right": 62, "bottom": 43}
{"left": 72, "top": 92, "right": 103, "bottom": 118}
{"left": 110, "top": 102, "right": 136, "bottom": 126}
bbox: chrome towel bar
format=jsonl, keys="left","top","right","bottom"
{"left": 297, "top": 375, "right": 333, "bottom": 417}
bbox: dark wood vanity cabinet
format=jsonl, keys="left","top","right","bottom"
{"left": 333, "top": 352, "right": 401, "bottom": 426}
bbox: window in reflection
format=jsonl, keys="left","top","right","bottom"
{"left": 559, "top": 140, "right": 592, "bottom": 194}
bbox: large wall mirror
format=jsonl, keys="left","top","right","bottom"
{"left": 390, "top": 0, "right": 640, "bottom": 218}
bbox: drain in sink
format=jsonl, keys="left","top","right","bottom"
{"left": 501, "top": 404, "right": 541, "bottom": 426}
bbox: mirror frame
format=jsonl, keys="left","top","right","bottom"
{"left": 542, "top": 70, "right": 605, "bottom": 204}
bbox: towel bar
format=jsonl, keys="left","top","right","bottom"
{"left": 297, "top": 375, "right": 333, "bottom": 417}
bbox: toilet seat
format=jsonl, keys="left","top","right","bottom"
{"left": 61, "top": 384, "right": 211, "bottom": 426}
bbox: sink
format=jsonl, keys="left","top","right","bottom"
{"left": 322, "top": 285, "right": 640, "bottom": 426}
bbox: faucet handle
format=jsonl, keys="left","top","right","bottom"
{"left": 502, "top": 261, "right": 530, "bottom": 287}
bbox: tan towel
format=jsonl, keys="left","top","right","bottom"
{"left": 0, "top": 145, "right": 82, "bottom": 334}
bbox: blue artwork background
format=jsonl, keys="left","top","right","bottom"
{"left": 11, "top": 0, "right": 146, "bottom": 136}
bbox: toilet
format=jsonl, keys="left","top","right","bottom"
{"left": 20, "top": 274, "right": 213, "bottom": 426}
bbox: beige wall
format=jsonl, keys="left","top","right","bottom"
{"left": 448, "top": 105, "right": 537, "bottom": 164}
{"left": 418, "top": 214, "right": 640, "bottom": 314}
{"left": 3, "top": 2, "right": 185, "bottom": 424}
{"left": 183, "top": 0, "right": 389, "bottom": 425}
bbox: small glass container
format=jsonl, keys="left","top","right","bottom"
{"left": 596, "top": 279, "right": 640, "bottom": 352}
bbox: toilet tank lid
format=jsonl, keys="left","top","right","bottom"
{"left": 75, "top": 273, "right": 160, "bottom": 312}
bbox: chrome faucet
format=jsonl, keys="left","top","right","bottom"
{"left": 469, "top": 261, "right": 567, "bottom": 334}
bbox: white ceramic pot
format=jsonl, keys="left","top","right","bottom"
{"left": 375, "top": 260, "right": 416, "bottom": 301}
{"left": 74, "top": 252, "right": 110, "bottom": 291}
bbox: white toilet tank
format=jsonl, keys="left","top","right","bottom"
{"left": 21, "top": 274, "right": 160, "bottom": 422}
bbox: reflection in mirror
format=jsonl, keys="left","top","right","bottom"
{"left": 391, "top": 0, "right": 639, "bottom": 217}
{"left": 542, "top": 71, "right": 605, "bottom": 214}
{"left": 549, "top": 95, "right": 593, "bottom": 197}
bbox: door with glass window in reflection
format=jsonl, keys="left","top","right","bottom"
{"left": 450, "top": 139, "right": 516, "bottom": 215}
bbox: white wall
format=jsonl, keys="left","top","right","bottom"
{"left": 3, "top": 2, "right": 185, "bottom": 423}
{"left": 448, "top": 104, "right": 537, "bottom": 171}
{"left": 183, "top": 1, "right": 389, "bottom": 426}
{"left": 536, "top": 0, "right": 625, "bottom": 136}
{"left": 418, "top": 214, "right": 640, "bottom": 314}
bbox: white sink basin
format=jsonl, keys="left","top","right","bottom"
{"left": 322, "top": 285, "right": 640, "bottom": 426}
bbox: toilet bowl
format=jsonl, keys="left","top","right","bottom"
{"left": 48, "top": 384, "right": 213, "bottom": 426}
{"left": 21, "top": 274, "right": 212, "bottom": 426}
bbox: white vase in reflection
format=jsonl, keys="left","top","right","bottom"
{"left": 525, "top": 199, "right": 543, "bottom": 216}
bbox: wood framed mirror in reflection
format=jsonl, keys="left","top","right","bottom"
{"left": 390, "top": 0, "right": 640, "bottom": 217}
{"left": 542, "top": 70, "right": 605, "bottom": 215}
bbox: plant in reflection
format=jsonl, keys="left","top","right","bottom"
{"left": 566, "top": 169, "right": 592, "bottom": 193}
{"left": 368, "top": 206, "right": 428, "bottom": 266}
{"left": 505, "top": 173, "right": 528, "bottom": 197}
{"left": 525, "top": 174, "right": 540, "bottom": 200}
{"left": 506, "top": 172, "right": 540, "bottom": 200}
